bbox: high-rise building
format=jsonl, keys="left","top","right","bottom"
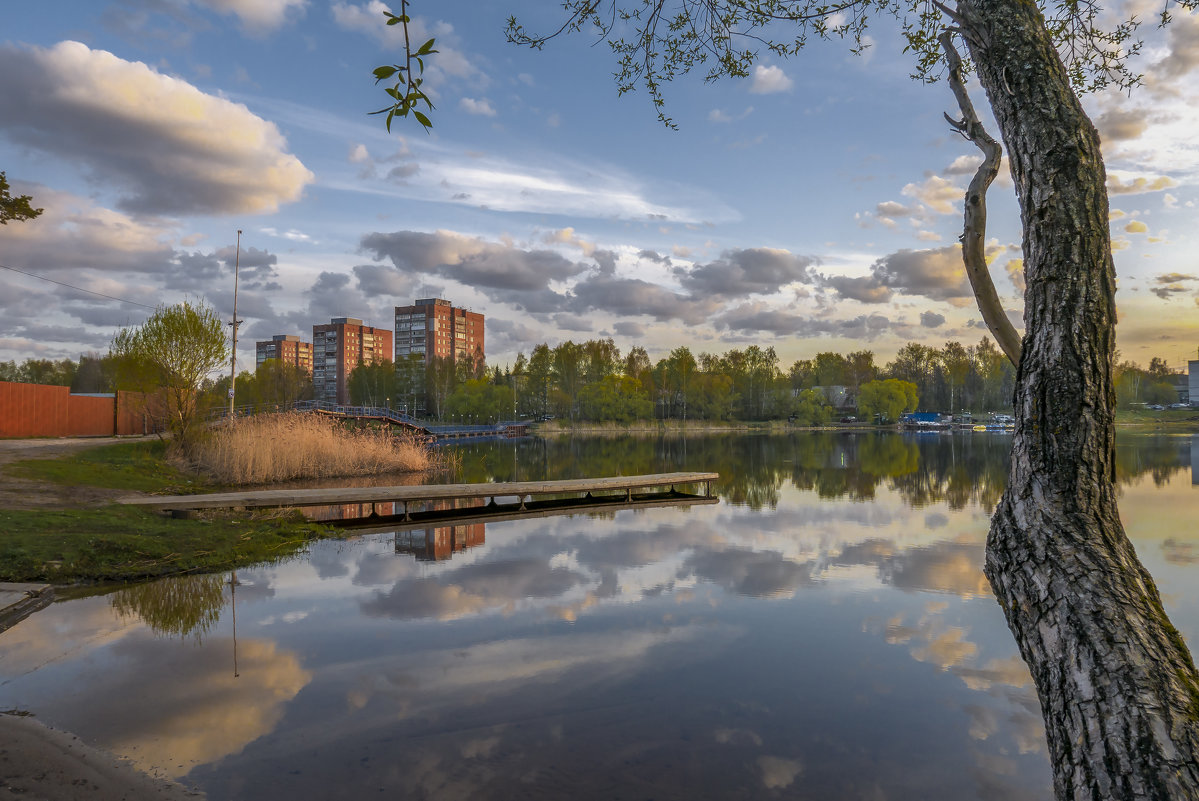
{"left": 393, "top": 298, "right": 484, "bottom": 369}
{"left": 255, "top": 335, "right": 313, "bottom": 373}
{"left": 312, "top": 317, "right": 393, "bottom": 404}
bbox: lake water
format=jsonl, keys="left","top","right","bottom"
{"left": 2, "top": 431, "right": 1197, "bottom": 800}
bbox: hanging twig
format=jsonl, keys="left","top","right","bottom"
{"left": 939, "top": 29, "right": 1022, "bottom": 367}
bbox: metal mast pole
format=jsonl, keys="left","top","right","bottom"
{"left": 228, "top": 229, "right": 242, "bottom": 417}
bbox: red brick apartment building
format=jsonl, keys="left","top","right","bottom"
{"left": 255, "top": 334, "right": 313, "bottom": 373}
{"left": 312, "top": 317, "right": 393, "bottom": 404}
{"left": 394, "top": 298, "right": 484, "bottom": 370}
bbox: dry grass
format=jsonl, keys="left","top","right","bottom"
{"left": 190, "top": 412, "right": 435, "bottom": 484}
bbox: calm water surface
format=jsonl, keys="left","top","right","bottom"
{"left": 2, "top": 431, "right": 1197, "bottom": 800}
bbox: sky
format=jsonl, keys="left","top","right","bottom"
{"left": 2, "top": 0, "right": 1197, "bottom": 374}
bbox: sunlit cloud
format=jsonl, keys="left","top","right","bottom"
{"left": 0, "top": 41, "right": 313, "bottom": 216}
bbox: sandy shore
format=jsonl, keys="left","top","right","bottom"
{"left": 0, "top": 712, "right": 204, "bottom": 800}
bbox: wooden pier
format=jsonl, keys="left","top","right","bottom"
{"left": 120, "top": 472, "right": 719, "bottom": 526}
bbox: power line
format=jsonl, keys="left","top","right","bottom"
{"left": 0, "top": 262, "right": 159, "bottom": 310}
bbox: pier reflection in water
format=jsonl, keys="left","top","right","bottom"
{"left": 0, "top": 431, "right": 1195, "bottom": 801}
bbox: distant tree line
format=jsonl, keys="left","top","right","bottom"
{"left": 1115, "top": 356, "right": 1186, "bottom": 408}
{"left": 0, "top": 354, "right": 117, "bottom": 394}
{"left": 3, "top": 337, "right": 1185, "bottom": 426}
{"left": 364, "top": 337, "right": 1028, "bottom": 424}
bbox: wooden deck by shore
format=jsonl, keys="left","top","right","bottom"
{"left": 120, "top": 472, "right": 720, "bottom": 525}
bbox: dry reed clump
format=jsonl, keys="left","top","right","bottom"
{"left": 192, "top": 412, "right": 434, "bottom": 484}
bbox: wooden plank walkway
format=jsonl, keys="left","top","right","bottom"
{"left": 119, "top": 472, "right": 719, "bottom": 519}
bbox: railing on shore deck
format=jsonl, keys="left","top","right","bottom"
{"left": 209, "top": 399, "right": 529, "bottom": 439}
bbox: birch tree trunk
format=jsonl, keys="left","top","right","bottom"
{"left": 956, "top": 0, "right": 1199, "bottom": 796}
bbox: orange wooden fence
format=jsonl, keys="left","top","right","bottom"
{"left": 0, "top": 382, "right": 164, "bottom": 438}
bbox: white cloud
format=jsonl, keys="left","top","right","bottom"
{"left": 902, "top": 175, "right": 962, "bottom": 215}
{"left": 194, "top": 0, "right": 307, "bottom": 33}
{"left": 944, "top": 154, "right": 983, "bottom": 175}
{"left": 708, "top": 106, "right": 753, "bottom": 123}
{"left": 0, "top": 186, "right": 178, "bottom": 276}
{"left": 749, "top": 64, "right": 793, "bottom": 94}
{"left": 0, "top": 41, "right": 313, "bottom": 216}
{"left": 459, "top": 97, "right": 497, "bottom": 117}
{"left": 1107, "top": 173, "right": 1179, "bottom": 195}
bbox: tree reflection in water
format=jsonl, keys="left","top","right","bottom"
{"left": 450, "top": 430, "right": 1190, "bottom": 512}
{"left": 110, "top": 573, "right": 228, "bottom": 640}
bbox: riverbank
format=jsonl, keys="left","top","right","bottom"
{"left": 533, "top": 408, "right": 1199, "bottom": 435}
{"left": 534, "top": 419, "right": 836, "bottom": 435}
{"left": 0, "top": 712, "right": 203, "bottom": 800}
{"left": 0, "top": 438, "right": 334, "bottom": 584}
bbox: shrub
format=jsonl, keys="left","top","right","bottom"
{"left": 190, "top": 412, "right": 433, "bottom": 484}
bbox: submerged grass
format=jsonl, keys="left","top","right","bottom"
{"left": 0, "top": 505, "right": 331, "bottom": 583}
{"left": 190, "top": 412, "right": 435, "bottom": 484}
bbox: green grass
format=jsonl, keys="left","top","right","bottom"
{"left": 1115, "top": 407, "right": 1199, "bottom": 426}
{"left": 4, "top": 439, "right": 204, "bottom": 494}
{"left": 0, "top": 440, "right": 336, "bottom": 583}
{"left": 0, "top": 505, "right": 332, "bottom": 583}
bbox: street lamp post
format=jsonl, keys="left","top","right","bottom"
{"left": 228, "top": 229, "right": 242, "bottom": 418}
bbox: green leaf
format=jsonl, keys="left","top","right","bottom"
{"left": 372, "top": 65, "right": 398, "bottom": 80}
{"left": 413, "top": 110, "right": 432, "bottom": 129}
{"left": 417, "top": 38, "right": 436, "bottom": 55}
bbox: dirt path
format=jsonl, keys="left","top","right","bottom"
{"left": 0, "top": 437, "right": 152, "bottom": 510}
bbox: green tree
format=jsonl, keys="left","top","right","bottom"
{"left": 525, "top": 344, "right": 553, "bottom": 418}
{"left": 583, "top": 338, "right": 621, "bottom": 384}
{"left": 1144, "top": 381, "right": 1178, "bottom": 407}
{"left": 940, "top": 341, "right": 971, "bottom": 413}
{"left": 790, "top": 388, "right": 832, "bottom": 426}
{"left": 661, "top": 346, "right": 697, "bottom": 420}
{"left": 0, "top": 171, "right": 42, "bottom": 224}
{"left": 857, "top": 379, "right": 919, "bottom": 423}
{"left": 445, "top": 378, "right": 514, "bottom": 423}
{"left": 577, "top": 374, "right": 653, "bottom": 422}
{"left": 110, "top": 301, "right": 228, "bottom": 452}
{"left": 423, "top": 354, "right": 457, "bottom": 420}
{"left": 971, "top": 337, "right": 1012, "bottom": 412}
{"left": 349, "top": 358, "right": 399, "bottom": 407}
{"left": 395, "top": 353, "right": 426, "bottom": 415}
{"left": 813, "top": 352, "right": 849, "bottom": 387}
{"left": 0, "top": 357, "right": 78, "bottom": 386}
{"left": 787, "top": 358, "right": 816, "bottom": 392}
{"left": 70, "top": 353, "right": 117, "bottom": 394}
{"left": 690, "top": 372, "right": 738, "bottom": 420}
{"left": 219, "top": 359, "right": 314, "bottom": 409}
{"left": 551, "top": 341, "right": 585, "bottom": 421}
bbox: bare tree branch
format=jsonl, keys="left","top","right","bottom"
{"left": 940, "top": 29, "right": 1022, "bottom": 367}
